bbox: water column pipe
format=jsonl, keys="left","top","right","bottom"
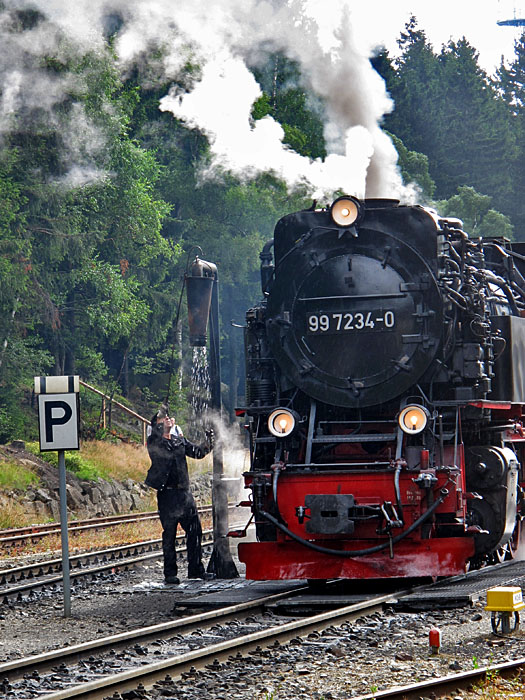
{"left": 186, "top": 258, "right": 239, "bottom": 578}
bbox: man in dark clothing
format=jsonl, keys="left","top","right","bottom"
{"left": 146, "top": 407, "right": 214, "bottom": 584}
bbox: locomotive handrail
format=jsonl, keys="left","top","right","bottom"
{"left": 79, "top": 379, "right": 150, "bottom": 445}
{"left": 298, "top": 292, "right": 406, "bottom": 301}
{"left": 284, "top": 462, "right": 393, "bottom": 468}
{"left": 311, "top": 434, "right": 396, "bottom": 443}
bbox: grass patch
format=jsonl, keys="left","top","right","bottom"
{"left": 77, "top": 440, "right": 211, "bottom": 482}
{"left": 0, "top": 461, "right": 39, "bottom": 490}
{"left": 0, "top": 498, "right": 32, "bottom": 529}
{"left": 26, "top": 442, "right": 101, "bottom": 481}
{"left": 80, "top": 440, "right": 150, "bottom": 481}
{"left": 22, "top": 438, "right": 210, "bottom": 486}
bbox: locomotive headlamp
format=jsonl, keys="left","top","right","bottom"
{"left": 268, "top": 408, "right": 296, "bottom": 438}
{"left": 330, "top": 196, "right": 363, "bottom": 227}
{"left": 398, "top": 405, "right": 430, "bottom": 435}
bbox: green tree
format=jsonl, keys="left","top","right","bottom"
{"left": 0, "top": 149, "right": 53, "bottom": 440}
{"left": 251, "top": 53, "right": 326, "bottom": 160}
{"left": 437, "top": 185, "right": 514, "bottom": 239}
{"left": 496, "top": 31, "right": 525, "bottom": 235}
{"left": 388, "top": 133, "right": 435, "bottom": 200}
{"left": 381, "top": 17, "right": 442, "bottom": 157}
{"left": 381, "top": 17, "right": 516, "bottom": 220}
{"left": 436, "top": 38, "right": 516, "bottom": 205}
{"left": 0, "top": 11, "right": 175, "bottom": 420}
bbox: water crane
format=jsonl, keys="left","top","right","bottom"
{"left": 497, "top": 1, "right": 525, "bottom": 26}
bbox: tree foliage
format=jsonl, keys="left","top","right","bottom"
{"left": 379, "top": 17, "right": 518, "bottom": 223}
{"left": 496, "top": 33, "right": 525, "bottom": 232}
{"left": 437, "top": 186, "right": 514, "bottom": 239}
{"left": 251, "top": 53, "right": 327, "bottom": 159}
{"left": 1, "top": 12, "right": 524, "bottom": 440}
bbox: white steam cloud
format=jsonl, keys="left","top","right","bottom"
{"left": 0, "top": 0, "right": 414, "bottom": 199}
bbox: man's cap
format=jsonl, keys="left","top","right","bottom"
{"left": 157, "top": 404, "right": 169, "bottom": 419}
{"left": 151, "top": 403, "right": 169, "bottom": 425}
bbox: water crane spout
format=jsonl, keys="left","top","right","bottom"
{"left": 186, "top": 257, "right": 217, "bottom": 347}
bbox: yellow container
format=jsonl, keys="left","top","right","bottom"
{"left": 485, "top": 586, "right": 525, "bottom": 612}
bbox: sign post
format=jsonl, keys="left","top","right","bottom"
{"left": 35, "top": 375, "right": 80, "bottom": 617}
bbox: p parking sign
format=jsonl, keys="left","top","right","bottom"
{"left": 34, "top": 375, "right": 80, "bottom": 618}
{"left": 35, "top": 376, "right": 80, "bottom": 451}
{"left": 38, "top": 393, "right": 79, "bottom": 451}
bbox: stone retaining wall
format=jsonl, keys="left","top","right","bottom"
{"left": 21, "top": 477, "right": 153, "bottom": 520}
{"left": 0, "top": 475, "right": 154, "bottom": 523}
{"left": 1, "top": 442, "right": 213, "bottom": 524}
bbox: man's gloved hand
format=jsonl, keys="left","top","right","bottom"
{"left": 205, "top": 429, "right": 215, "bottom": 450}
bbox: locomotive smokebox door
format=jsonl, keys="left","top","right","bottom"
{"left": 305, "top": 494, "right": 355, "bottom": 534}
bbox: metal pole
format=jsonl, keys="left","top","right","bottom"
{"left": 58, "top": 450, "right": 71, "bottom": 617}
{"left": 207, "top": 273, "right": 239, "bottom": 579}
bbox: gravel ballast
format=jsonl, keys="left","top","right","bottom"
{"left": 2, "top": 552, "right": 525, "bottom": 699}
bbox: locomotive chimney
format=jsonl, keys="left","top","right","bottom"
{"left": 186, "top": 257, "right": 217, "bottom": 347}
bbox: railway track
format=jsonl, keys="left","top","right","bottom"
{"left": 0, "top": 506, "right": 216, "bottom": 548}
{"left": 0, "top": 530, "right": 215, "bottom": 603}
{"left": 2, "top": 588, "right": 523, "bottom": 700}
{"left": 0, "top": 587, "right": 402, "bottom": 699}
{"left": 1, "top": 561, "right": 524, "bottom": 699}
{"left": 351, "top": 658, "right": 525, "bottom": 699}
{"left": 2, "top": 513, "right": 525, "bottom": 698}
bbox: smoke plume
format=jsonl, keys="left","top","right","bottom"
{"left": 0, "top": 0, "right": 413, "bottom": 199}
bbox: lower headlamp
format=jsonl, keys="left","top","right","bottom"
{"left": 398, "top": 405, "right": 430, "bottom": 434}
{"left": 268, "top": 408, "right": 296, "bottom": 438}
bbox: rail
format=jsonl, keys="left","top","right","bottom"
{"left": 79, "top": 379, "right": 150, "bottom": 445}
{"left": 1, "top": 589, "right": 400, "bottom": 698}
{"left": 0, "top": 531, "right": 217, "bottom": 603}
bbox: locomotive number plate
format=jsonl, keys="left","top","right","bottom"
{"left": 307, "top": 311, "right": 395, "bottom": 334}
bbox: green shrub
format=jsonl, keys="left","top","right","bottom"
{"left": 0, "top": 405, "right": 17, "bottom": 444}
{"left": 0, "top": 461, "right": 39, "bottom": 490}
{"left": 25, "top": 442, "right": 101, "bottom": 481}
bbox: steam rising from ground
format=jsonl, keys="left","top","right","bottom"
{"left": 208, "top": 412, "right": 251, "bottom": 505}
{"left": 0, "top": 0, "right": 413, "bottom": 199}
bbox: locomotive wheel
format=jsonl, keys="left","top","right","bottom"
{"left": 494, "top": 520, "right": 521, "bottom": 564}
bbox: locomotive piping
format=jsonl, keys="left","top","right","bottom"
{"left": 259, "top": 488, "right": 448, "bottom": 558}
{"left": 483, "top": 269, "right": 521, "bottom": 315}
{"left": 272, "top": 462, "right": 281, "bottom": 506}
{"left": 394, "top": 463, "right": 404, "bottom": 525}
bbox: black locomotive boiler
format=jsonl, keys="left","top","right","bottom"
{"left": 234, "top": 196, "right": 525, "bottom": 580}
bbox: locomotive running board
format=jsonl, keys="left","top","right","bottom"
{"left": 238, "top": 538, "right": 475, "bottom": 580}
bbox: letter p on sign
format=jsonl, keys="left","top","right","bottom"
{"left": 35, "top": 376, "right": 80, "bottom": 451}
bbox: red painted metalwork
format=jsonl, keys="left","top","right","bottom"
{"left": 267, "top": 470, "right": 464, "bottom": 543}
{"left": 238, "top": 537, "right": 475, "bottom": 580}
{"left": 468, "top": 401, "right": 513, "bottom": 409}
{"left": 237, "top": 439, "right": 476, "bottom": 580}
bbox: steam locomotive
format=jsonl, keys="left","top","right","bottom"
{"left": 234, "top": 196, "right": 525, "bottom": 580}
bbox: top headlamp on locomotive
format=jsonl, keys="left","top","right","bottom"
{"left": 233, "top": 196, "right": 525, "bottom": 581}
